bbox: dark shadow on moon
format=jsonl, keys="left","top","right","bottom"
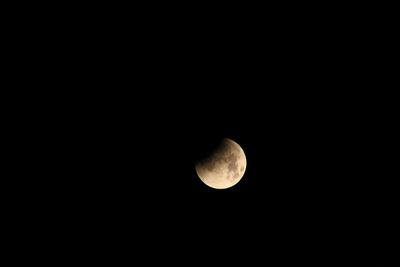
{"left": 197, "top": 139, "right": 241, "bottom": 181}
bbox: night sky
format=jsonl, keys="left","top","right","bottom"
{"left": 77, "top": 69, "right": 395, "bottom": 265}
{"left": 42, "top": 6, "right": 397, "bottom": 265}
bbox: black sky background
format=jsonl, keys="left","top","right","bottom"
{"left": 19, "top": 5, "right": 397, "bottom": 265}
{"left": 71, "top": 57, "right": 394, "bottom": 264}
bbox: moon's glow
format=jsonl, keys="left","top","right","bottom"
{"left": 195, "top": 138, "right": 246, "bottom": 189}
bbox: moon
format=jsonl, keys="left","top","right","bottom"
{"left": 195, "top": 138, "right": 247, "bottom": 189}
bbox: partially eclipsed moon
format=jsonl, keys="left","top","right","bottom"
{"left": 195, "top": 138, "right": 246, "bottom": 189}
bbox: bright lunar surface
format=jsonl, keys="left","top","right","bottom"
{"left": 195, "top": 138, "right": 247, "bottom": 189}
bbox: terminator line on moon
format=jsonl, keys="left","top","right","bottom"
{"left": 195, "top": 138, "right": 247, "bottom": 189}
